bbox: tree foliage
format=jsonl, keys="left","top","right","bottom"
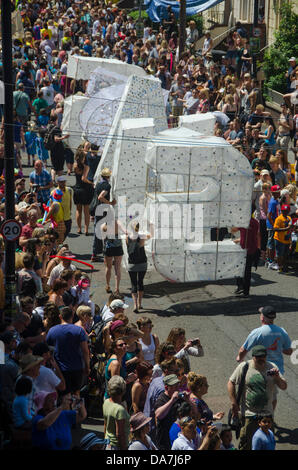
{"left": 263, "top": 1, "right": 298, "bottom": 93}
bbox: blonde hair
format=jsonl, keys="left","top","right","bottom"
{"left": 256, "top": 104, "right": 264, "bottom": 112}
{"left": 269, "top": 156, "right": 279, "bottom": 165}
{"left": 225, "top": 94, "right": 234, "bottom": 104}
{"left": 200, "top": 88, "right": 209, "bottom": 99}
{"left": 262, "top": 182, "right": 271, "bottom": 192}
{"left": 285, "top": 184, "right": 297, "bottom": 201}
{"left": 15, "top": 252, "right": 25, "bottom": 270}
{"left": 187, "top": 371, "right": 207, "bottom": 393}
{"left": 76, "top": 305, "right": 92, "bottom": 319}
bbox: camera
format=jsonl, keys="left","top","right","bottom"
{"left": 266, "top": 369, "right": 276, "bottom": 376}
{"left": 191, "top": 339, "right": 200, "bottom": 346}
{"left": 178, "top": 392, "right": 185, "bottom": 400}
{"left": 31, "top": 184, "right": 40, "bottom": 194}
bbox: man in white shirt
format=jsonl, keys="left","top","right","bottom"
{"left": 101, "top": 299, "right": 129, "bottom": 323}
{"left": 41, "top": 77, "right": 55, "bottom": 107}
{"left": 47, "top": 251, "right": 76, "bottom": 287}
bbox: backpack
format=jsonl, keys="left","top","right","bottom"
{"left": 91, "top": 318, "right": 109, "bottom": 355}
{"left": 19, "top": 276, "right": 37, "bottom": 297}
{"left": 43, "top": 124, "right": 56, "bottom": 150}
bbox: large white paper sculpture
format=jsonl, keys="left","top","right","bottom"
{"left": 94, "top": 74, "right": 168, "bottom": 183}
{"left": 61, "top": 94, "right": 89, "bottom": 151}
{"left": 179, "top": 112, "right": 216, "bottom": 135}
{"left": 142, "top": 129, "right": 254, "bottom": 282}
{"left": 67, "top": 55, "right": 146, "bottom": 81}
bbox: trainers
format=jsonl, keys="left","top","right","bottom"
{"left": 271, "top": 263, "right": 279, "bottom": 270}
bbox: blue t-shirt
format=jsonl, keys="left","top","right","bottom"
{"left": 32, "top": 410, "right": 76, "bottom": 450}
{"left": 266, "top": 198, "right": 280, "bottom": 229}
{"left": 12, "top": 395, "right": 33, "bottom": 428}
{"left": 46, "top": 324, "right": 88, "bottom": 372}
{"left": 252, "top": 428, "right": 276, "bottom": 450}
{"left": 243, "top": 324, "right": 291, "bottom": 375}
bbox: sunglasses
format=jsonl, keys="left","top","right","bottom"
{"left": 117, "top": 342, "right": 127, "bottom": 347}
{"left": 180, "top": 416, "right": 193, "bottom": 426}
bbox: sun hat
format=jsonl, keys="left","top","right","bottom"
{"left": 163, "top": 374, "right": 180, "bottom": 386}
{"left": 251, "top": 345, "right": 267, "bottom": 357}
{"left": 110, "top": 299, "right": 129, "bottom": 310}
{"left": 110, "top": 320, "right": 125, "bottom": 333}
{"left": 20, "top": 354, "right": 44, "bottom": 373}
{"left": 130, "top": 412, "right": 152, "bottom": 432}
{"left": 34, "top": 391, "right": 57, "bottom": 412}
{"left": 101, "top": 168, "right": 112, "bottom": 177}
{"left": 80, "top": 433, "right": 109, "bottom": 450}
{"left": 56, "top": 175, "right": 67, "bottom": 182}
{"left": 281, "top": 204, "right": 290, "bottom": 212}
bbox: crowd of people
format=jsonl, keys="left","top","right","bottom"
{"left": 0, "top": 0, "right": 297, "bottom": 452}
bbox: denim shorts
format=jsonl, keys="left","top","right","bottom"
{"left": 267, "top": 229, "right": 275, "bottom": 250}
{"left": 275, "top": 240, "right": 289, "bottom": 257}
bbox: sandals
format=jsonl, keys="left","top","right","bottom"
{"left": 105, "top": 285, "right": 112, "bottom": 293}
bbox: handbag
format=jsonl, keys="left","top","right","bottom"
{"left": 228, "top": 361, "right": 249, "bottom": 438}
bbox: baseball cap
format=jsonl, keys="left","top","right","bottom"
{"left": 251, "top": 345, "right": 267, "bottom": 357}
{"left": 56, "top": 175, "right": 67, "bottom": 182}
{"left": 289, "top": 57, "right": 296, "bottom": 62}
{"left": 259, "top": 306, "right": 276, "bottom": 319}
{"left": 110, "top": 299, "right": 129, "bottom": 310}
{"left": 163, "top": 374, "right": 180, "bottom": 386}
{"left": 80, "top": 432, "right": 109, "bottom": 450}
{"left": 260, "top": 170, "right": 270, "bottom": 176}
{"left": 281, "top": 204, "right": 290, "bottom": 212}
{"left": 271, "top": 184, "right": 281, "bottom": 192}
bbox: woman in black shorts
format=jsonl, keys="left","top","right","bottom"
{"left": 73, "top": 143, "right": 94, "bottom": 235}
{"left": 48, "top": 113, "right": 69, "bottom": 183}
{"left": 102, "top": 220, "right": 126, "bottom": 295}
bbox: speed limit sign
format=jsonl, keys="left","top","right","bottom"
{"left": 0, "top": 219, "right": 22, "bottom": 242}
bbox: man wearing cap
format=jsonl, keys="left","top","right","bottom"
{"left": 236, "top": 306, "right": 292, "bottom": 377}
{"left": 91, "top": 168, "right": 116, "bottom": 262}
{"left": 0, "top": 331, "right": 19, "bottom": 414}
{"left": 273, "top": 203, "right": 293, "bottom": 272}
{"left": 52, "top": 175, "right": 73, "bottom": 239}
{"left": 228, "top": 345, "right": 287, "bottom": 450}
{"left": 154, "top": 374, "right": 188, "bottom": 450}
{"left": 102, "top": 298, "right": 129, "bottom": 323}
{"left": 266, "top": 184, "right": 281, "bottom": 269}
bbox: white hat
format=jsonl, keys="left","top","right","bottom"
{"left": 57, "top": 175, "right": 67, "bottom": 182}
{"left": 110, "top": 299, "right": 129, "bottom": 310}
{"left": 260, "top": 169, "right": 270, "bottom": 176}
{"left": 289, "top": 57, "right": 296, "bottom": 62}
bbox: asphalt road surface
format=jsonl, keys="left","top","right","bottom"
{"left": 21, "top": 166, "right": 298, "bottom": 450}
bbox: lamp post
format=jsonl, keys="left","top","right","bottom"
{"left": 1, "top": 0, "right": 18, "bottom": 321}
{"left": 178, "top": 0, "right": 186, "bottom": 60}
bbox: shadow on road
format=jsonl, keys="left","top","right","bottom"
{"left": 144, "top": 294, "right": 298, "bottom": 317}
{"left": 275, "top": 425, "right": 298, "bottom": 446}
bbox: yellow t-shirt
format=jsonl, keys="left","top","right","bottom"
{"left": 51, "top": 188, "right": 72, "bottom": 221}
{"left": 41, "top": 28, "right": 52, "bottom": 40}
{"left": 273, "top": 214, "right": 291, "bottom": 244}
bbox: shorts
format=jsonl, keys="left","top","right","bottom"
{"left": 275, "top": 240, "right": 289, "bottom": 257}
{"left": 103, "top": 245, "right": 124, "bottom": 258}
{"left": 65, "top": 148, "right": 74, "bottom": 164}
{"left": 62, "top": 369, "right": 84, "bottom": 394}
{"left": 267, "top": 229, "right": 275, "bottom": 250}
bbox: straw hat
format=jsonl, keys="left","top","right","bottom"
{"left": 20, "top": 354, "right": 43, "bottom": 374}
{"left": 101, "top": 168, "right": 112, "bottom": 177}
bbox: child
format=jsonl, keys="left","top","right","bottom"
{"left": 37, "top": 108, "right": 50, "bottom": 127}
{"left": 12, "top": 376, "right": 34, "bottom": 429}
{"left": 24, "top": 122, "right": 37, "bottom": 167}
{"left": 35, "top": 127, "right": 49, "bottom": 168}
{"left": 220, "top": 425, "right": 236, "bottom": 450}
{"left": 252, "top": 415, "right": 276, "bottom": 450}
{"left": 71, "top": 274, "right": 95, "bottom": 317}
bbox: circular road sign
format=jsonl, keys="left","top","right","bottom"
{"left": 0, "top": 219, "right": 22, "bottom": 242}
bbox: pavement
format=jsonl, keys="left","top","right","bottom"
{"left": 20, "top": 162, "right": 298, "bottom": 450}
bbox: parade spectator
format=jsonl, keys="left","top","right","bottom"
{"left": 228, "top": 345, "right": 287, "bottom": 450}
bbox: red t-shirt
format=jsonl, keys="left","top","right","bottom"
{"left": 21, "top": 223, "right": 43, "bottom": 241}
{"left": 239, "top": 218, "right": 259, "bottom": 255}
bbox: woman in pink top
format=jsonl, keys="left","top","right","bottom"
{"left": 259, "top": 182, "right": 272, "bottom": 259}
